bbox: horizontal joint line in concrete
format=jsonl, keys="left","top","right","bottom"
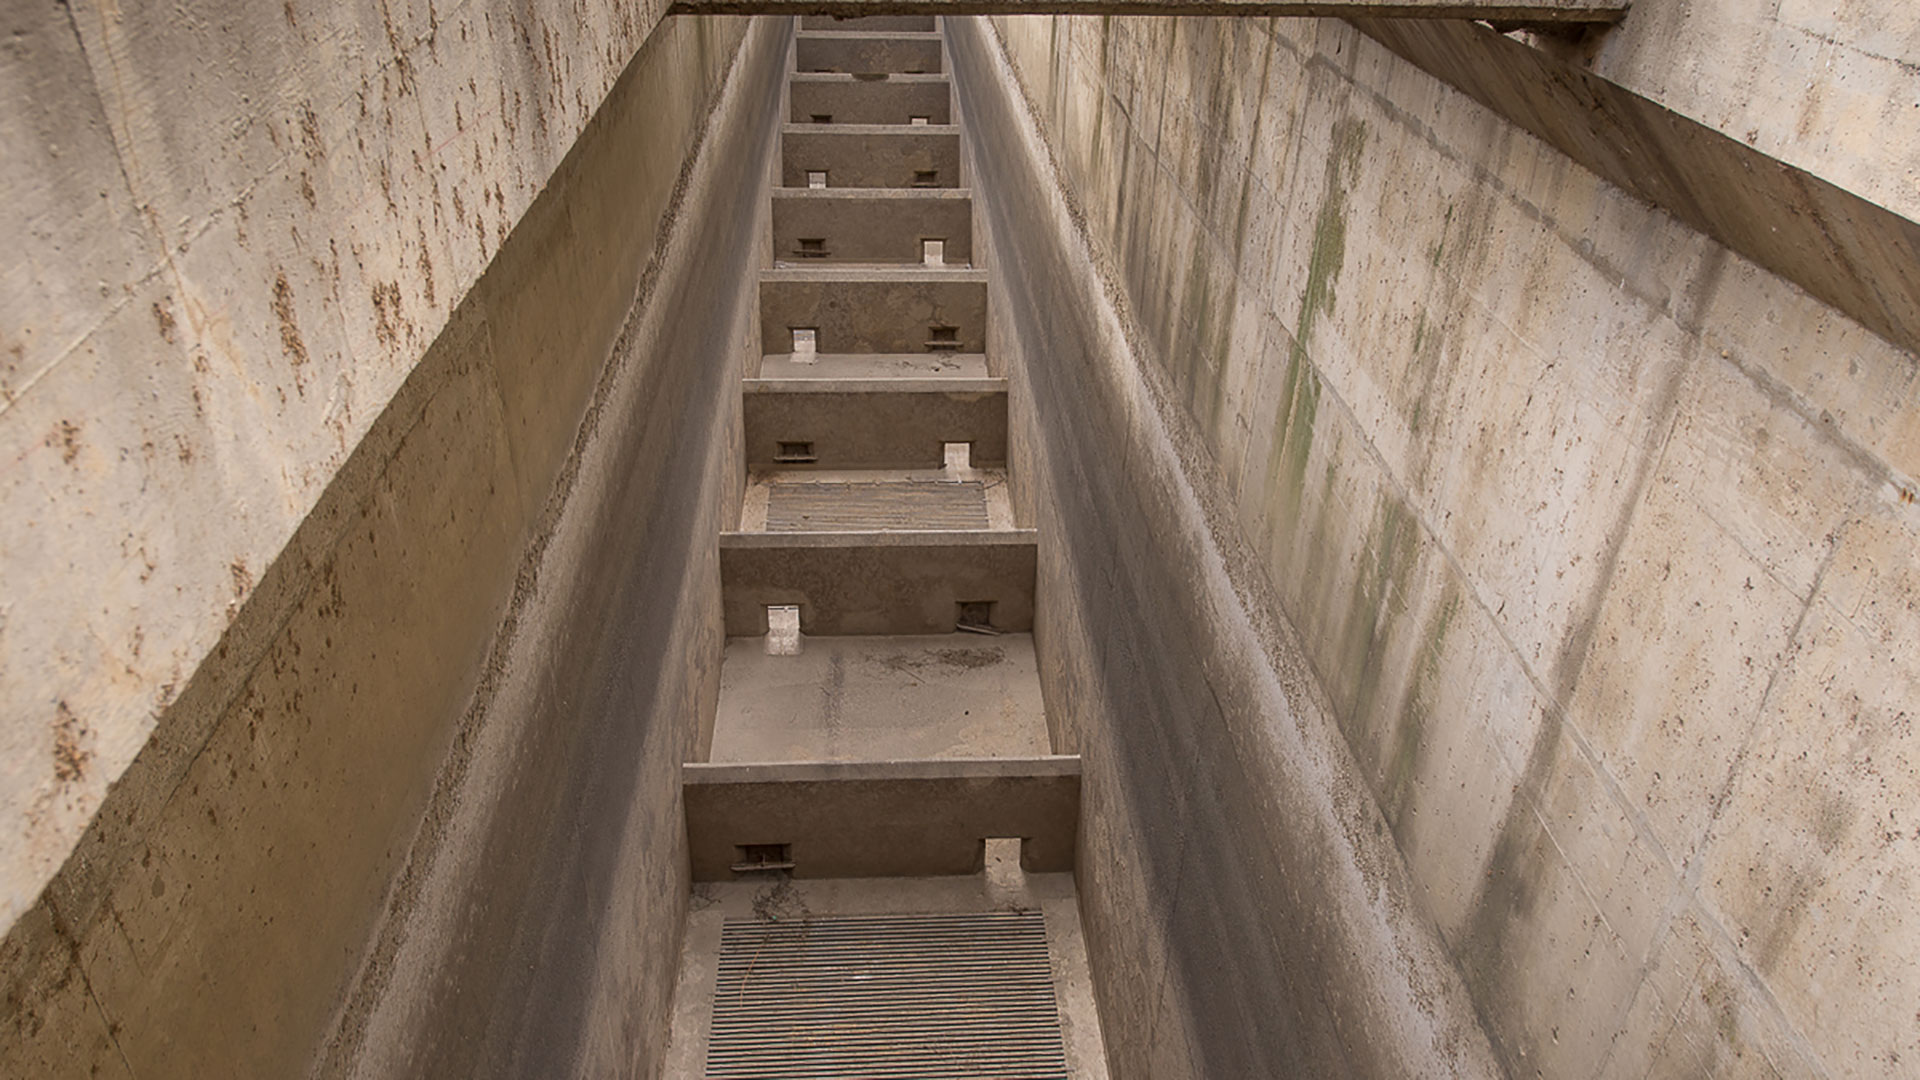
{"left": 743, "top": 377, "right": 1007, "bottom": 392}
{"left": 684, "top": 756, "right": 1083, "bottom": 784}
{"left": 673, "top": 1, "right": 1629, "bottom": 22}
{"left": 719, "top": 528, "right": 1038, "bottom": 547}
{"left": 795, "top": 28, "right": 947, "bottom": 38}
{"left": 772, "top": 187, "right": 974, "bottom": 201}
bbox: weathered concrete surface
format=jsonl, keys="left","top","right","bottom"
{"left": 757, "top": 350, "right": 989, "bottom": 379}
{"left": 949, "top": 19, "right": 1504, "bottom": 1077}
{"left": 685, "top": 0, "right": 1631, "bottom": 21}
{"left": 1353, "top": 17, "right": 1920, "bottom": 359}
{"left": 774, "top": 189, "right": 974, "bottom": 263}
{"left": 803, "top": 13, "right": 940, "bottom": 30}
{"left": 759, "top": 267, "right": 989, "bottom": 353}
{"left": 0, "top": 12, "right": 785, "bottom": 1078}
{"left": 1533, "top": 0, "right": 1920, "bottom": 225}
{"left": 709, "top": 632, "right": 1051, "bottom": 762}
{"left": 781, "top": 123, "right": 964, "bottom": 187}
{"left": 0, "top": 0, "right": 685, "bottom": 936}
{"left": 683, "top": 756, "right": 1082, "bottom": 877}
{"left": 976, "top": 10, "right": 1920, "bottom": 1078}
{"left": 743, "top": 384, "right": 1008, "bottom": 467}
{"left": 790, "top": 72, "right": 955, "bottom": 124}
{"left": 797, "top": 30, "right": 947, "bottom": 74}
{"left": 720, "top": 529, "right": 1038, "bottom": 635}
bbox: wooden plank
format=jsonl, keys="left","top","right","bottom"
{"left": 670, "top": 0, "right": 1631, "bottom": 24}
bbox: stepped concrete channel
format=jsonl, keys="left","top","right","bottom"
{"left": 3, "top": 3, "right": 1919, "bottom": 1078}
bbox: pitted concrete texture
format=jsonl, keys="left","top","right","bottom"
{"left": 790, "top": 72, "right": 955, "bottom": 124}
{"left": 979, "top": 11, "right": 1920, "bottom": 1077}
{"left": 664, "top": 862, "right": 1110, "bottom": 1079}
{"left": 781, "top": 124, "right": 963, "bottom": 187}
{"left": 797, "top": 30, "right": 946, "bottom": 74}
{"left": 774, "top": 188, "right": 974, "bottom": 265}
{"left": 710, "top": 632, "right": 1049, "bottom": 761}
{"left": 802, "top": 14, "right": 939, "bottom": 31}
{"left": 0, "top": 0, "right": 691, "bottom": 939}
{"left": 760, "top": 267, "right": 989, "bottom": 354}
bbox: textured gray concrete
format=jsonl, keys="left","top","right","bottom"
{"left": 774, "top": 189, "right": 974, "bottom": 264}
{"left": 790, "top": 72, "right": 955, "bottom": 123}
{"left": 720, "top": 528, "right": 1038, "bottom": 635}
{"left": 739, "top": 466, "right": 1018, "bottom": 531}
{"left": 797, "top": 30, "right": 947, "bottom": 74}
{"left": 744, "top": 384, "right": 1008, "bottom": 467}
{"left": 803, "top": 13, "right": 939, "bottom": 31}
{"left": 976, "top": 10, "right": 1920, "bottom": 1078}
{"left": 683, "top": 757, "right": 1081, "bottom": 878}
{"left": 685, "top": 0, "right": 1629, "bottom": 19}
{"left": 0, "top": 14, "right": 782, "bottom": 1080}
{"left": 760, "top": 267, "right": 989, "bottom": 353}
{"left": 664, "top": 867, "right": 1109, "bottom": 1079}
{"left": 780, "top": 124, "right": 963, "bottom": 187}
{"left": 710, "top": 633, "right": 1050, "bottom": 761}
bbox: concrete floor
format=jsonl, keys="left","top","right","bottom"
{"left": 739, "top": 465, "right": 1014, "bottom": 531}
{"left": 663, "top": 848, "right": 1110, "bottom": 1079}
{"left": 756, "top": 351, "right": 988, "bottom": 379}
{"left": 708, "top": 632, "right": 1050, "bottom": 762}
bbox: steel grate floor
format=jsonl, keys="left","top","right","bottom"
{"left": 765, "top": 480, "right": 990, "bottom": 531}
{"left": 705, "top": 910, "right": 1070, "bottom": 1078}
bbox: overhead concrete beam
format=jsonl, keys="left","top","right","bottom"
{"left": 673, "top": 0, "right": 1631, "bottom": 24}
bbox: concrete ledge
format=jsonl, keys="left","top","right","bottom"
{"left": 773, "top": 188, "right": 973, "bottom": 264}
{"left": 680, "top": 0, "right": 1629, "bottom": 21}
{"left": 797, "top": 31, "right": 944, "bottom": 75}
{"left": 720, "top": 528, "right": 1038, "bottom": 635}
{"left": 683, "top": 756, "right": 1081, "bottom": 879}
{"left": 743, "top": 383, "right": 1009, "bottom": 468}
{"left": 782, "top": 124, "right": 962, "bottom": 188}
{"left": 790, "top": 72, "right": 952, "bottom": 125}
{"left": 801, "top": 13, "right": 937, "bottom": 29}
{"left": 760, "top": 267, "right": 989, "bottom": 353}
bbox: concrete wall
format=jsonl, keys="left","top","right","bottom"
{"left": 1, "top": 10, "right": 786, "bottom": 1077}
{"left": 970, "top": 11, "right": 1919, "bottom": 1079}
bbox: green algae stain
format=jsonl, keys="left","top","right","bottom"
{"left": 1266, "top": 117, "right": 1366, "bottom": 528}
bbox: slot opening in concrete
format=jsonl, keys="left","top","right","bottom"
{"left": 796, "top": 238, "right": 828, "bottom": 259}
{"left": 765, "top": 604, "right": 801, "bottom": 655}
{"left": 922, "top": 238, "right": 945, "bottom": 266}
{"left": 791, "top": 327, "right": 818, "bottom": 356}
{"left": 926, "top": 324, "right": 960, "bottom": 351}
{"left": 944, "top": 441, "right": 971, "bottom": 470}
{"left": 910, "top": 115, "right": 930, "bottom": 125}
{"left": 731, "top": 843, "right": 794, "bottom": 874}
{"left": 912, "top": 169, "right": 939, "bottom": 188}
{"left": 775, "top": 440, "right": 818, "bottom": 464}
{"left": 806, "top": 170, "right": 828, "bottom": 189}
{"left": 810, "top": 113, "right": 833, "bottom": 123}
{"left": 956, "top": 600, "right": 996, "bottom": 633}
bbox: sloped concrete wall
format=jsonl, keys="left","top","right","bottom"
{"left": 1, "top": 11, "right": 784, "bottom": 1077}
{"left": 980, "top": 11, "right": 1918, "bottom": 1078}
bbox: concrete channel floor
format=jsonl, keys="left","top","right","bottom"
{"left": 756, "top": 351, "right": 988, "bottom": 379}
{"left": 708, "top": 631, "right": 1050, "bottom": 762}
{"left": 663, "top": 848, "right": 1110, "bottom": 1078}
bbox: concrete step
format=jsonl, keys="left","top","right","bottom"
{"left": 739, "top": 467, "right": 1015, "bottom": 530}
{"left": 801, "top": 13, "right": 936, "bottom": 31}
{"left": 789, "top": 71, "right": 951, "bottom": 125}
{"left": 797, "top": 30, "right": 943, "bottom": 75}
{"left": 683, "top": 756, "right": 1080, "bottom": 879}
{"left": 756, "top": 350, "right": 987, "bottom": 380}
{"left": 773, "top": 187, "right": 972, "bottom": 266}
{"left": 760, "top": 266, "right": 987, "bottom": 355}
{"left": 720, "top": 527, "right": 1036, "bottom": 635}
{"left": 782, "top": 123, "right": 960, "bottom": 189}
{"left": 743, "top": 377, "right": 1006, "bottom": 469}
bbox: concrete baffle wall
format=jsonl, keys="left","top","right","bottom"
{"left": 962, "top": 11, "right": 1920, "bottom": 1079}
{"left": 1, "top": 10, "right": 788, "bottom": 1078}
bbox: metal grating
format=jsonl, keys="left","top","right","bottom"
{"left": 706, "top": 910, "right": 1069, "bottom": 1078}
{"left": 766, "top": 480, "right": 989, "bottom": 531}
